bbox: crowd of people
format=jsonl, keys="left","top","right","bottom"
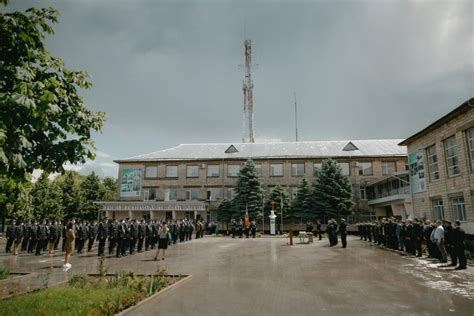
{"left": 3, "top": 218, "right": 211, "bottom": 270}
{"left": 356, "top": 218, "right": 467, "bottom": 270}
{"left": 229, "top": 219, "right": 258, "bottom": 238}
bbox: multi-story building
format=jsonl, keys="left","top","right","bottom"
{"left": 98, "top": 139, "right": 407, "bottom": 223}
{"left": 399, "top": 98, "right": 474, "bottom": 234}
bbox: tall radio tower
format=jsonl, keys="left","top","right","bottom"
{"left": 242, "top": 39, "right": 255, "bottom": 143}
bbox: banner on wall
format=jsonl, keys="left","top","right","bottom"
{"left": 120, "top": 168, "right": 142, "bottom": 197}
{"left": 408, "top": 150, "right": 426, "bottom": 193}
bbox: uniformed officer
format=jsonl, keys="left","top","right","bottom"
{"left": 129, "top": 219, "right": 138, "bottom": 254}
{"left": 35, "top": 220, "right": 48, "bottom": 256}
{"left": 97, "top": 219, "right": 108, "bottom": 257}
{"left": 5, "top": 220, "right": 16, "bottom": 253}
{"left": 116, "top": 219, "right": 125, "bottom": 258}
{"left": 339, "top": 218, "right": 347, "bottom": 248}
{"left": 21, "top": 221, "right": 31, "bottom": 252}
{"left": 137, "top": 219, "right": 146, "bottom": 252}
{"left": 230, "top": 219, "right": 236, "bottom": 238}
{"left": 87, "top": 221, "right": 98, "bottom": 252}
{"left": 13, "top": 221, "right": 24, "bottom": 255}
{"left": 28, "top": 221, "right": 38, "bottom": 253}
{"left": 453, "top": 221, "right": 467, "bottom": 270}
{"left": 109, "top": 219, "right": 118, "bottom": 254}
{"left": 251, "top": 220, "right": 257, "bottom": 238}
{"left": 316, "top": 220, "right": 322, "bottom": 240}
{"left": 77, "top": 221, "right": 89, "bottom": 254}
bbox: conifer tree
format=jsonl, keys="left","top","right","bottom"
{"left": 217, "top": 198, "right": 233, "bottom": 227}
{"left": 312, "top": 159, "right": 353, "bottom": 220}
{"left": 232, "top": 159, "right": 264, "bottom": 220}
{"left": 290, "top": 177, "right": 313, "bottom": 222}
{"left": 80, "top": 171, "right": 103, "bottom": 220}
{"left": 265, "top": 185, "right": 291, "bottom": 221}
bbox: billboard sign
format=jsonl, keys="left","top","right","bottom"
{"left": 120, "top": 168, "right": 142, "bottom": 197}
{"left": 408, "top": 150, "right": 426, "bottom": 193}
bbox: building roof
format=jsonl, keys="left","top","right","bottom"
{"left": 399, "top": 98, "right": 474, "bottom": 146}
{"left": 115, "top": 139, "right": 407, "bottom": 163}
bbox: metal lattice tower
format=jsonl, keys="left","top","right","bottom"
{"left": 242, "top": 39, "right": 255, "bottom": 143}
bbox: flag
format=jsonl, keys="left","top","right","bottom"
{"left": 245, "top": 206, "right": 250, "bottom": 227}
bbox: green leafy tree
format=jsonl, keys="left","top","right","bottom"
{"left": 80, "top": 172, "right": 103, "bottom": 220}
{"left": 312, "top": 159, "right": 353, "bottom": 221}
{"left": 57, "top": 171, "right": 84, "bottom": 220}
{"left": 290, "top": 177, "right": 313, "bottom": 223}
{"left": 265, "top": 185, "right": 291, "bottom": 222}
{"left": 30, "top": 172, "right": 63, "bottom": 220}
{"left": 101, "top": 176, "right": 117, "bottom": 201}
{"left": 232, "top": 159, "right": 264, "bottom": 220}
{"left": 0, "top": 3, "right": 105, "bottom": 214}
{"left": 6, "top": 182, "right": 33, "bottom": 222}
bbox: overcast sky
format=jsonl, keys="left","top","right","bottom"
{"left": 6, "top": 0, "right": 473, "bottom": 178}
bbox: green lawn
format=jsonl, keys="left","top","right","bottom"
{"left": 0, "top": 272, "right": 174, "bottom": 316}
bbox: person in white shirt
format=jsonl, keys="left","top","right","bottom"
{"left": 432, "top": 221, "right": 447, "bottom": 263}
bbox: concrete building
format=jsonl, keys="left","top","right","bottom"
{"left": 399, "top": 98, "right": 474, "bottom": 233}
{"left": 98, "top": 139, "right": 407, "bottom": 222}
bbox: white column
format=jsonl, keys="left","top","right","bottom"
{"left": 172, "top": 210, "right": 176, "bottom": 220}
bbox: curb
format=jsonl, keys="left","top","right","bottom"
{"left": 116, "top": 274, "right": 193, "bottom": 316}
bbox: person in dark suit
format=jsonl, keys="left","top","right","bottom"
{"left": 413, "top": 218, "right": 423, "bottom": 257}
{"left": 129, "top": 219, "right": 138, "bottom": 254}
{"left": 137, "top": 219, "right": 146, "bottom": 252}
{"left": 316, "top": 220, "right": 322, "bottom": 240}
{"left": 108, "top": 219, "right": 118, "bottom": 255}
{"left": 35, "top": 220, "right": 48, "bottom": 256}
{"left": 444, "top": 221, "right": 457, "bottom": 266}
{"left": 230, "top": 219, "right": 236, "bottom": 238}
{"left": 5, "top": 220, "right": 16, "bottom": 253}
{"left": 453, "top": 221, "right": 466, "bottom": 270}
{"left": 251, "top": 220, "right": 257, "bottom": 238}
{"left": 87, "top": 221, "right": 98, "bottom": 252}
{"left": 97, "top": 219, "right": 108, "bottom": 257}
{"left": 339, "top": 219, "right": 347, "bottom": 248}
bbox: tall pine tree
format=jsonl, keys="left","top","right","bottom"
{"left": 312, "top": 159, "right": 353, "bottom": 221}
{"left": 290, "top": 177, "right": 313, "bottom": 223}
{"left": 232, "top": 159, "right": 264, "bottom": 220}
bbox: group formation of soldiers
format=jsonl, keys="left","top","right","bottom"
{"left": 4, "top": 217, "right": 207, "bottom": 258}
{"left": 229, "top": 219, "right": 258, "bottom": 238}
{"left": 357, "top": 217, "right": 467, "bottom": 270}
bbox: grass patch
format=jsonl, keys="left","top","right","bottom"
{"left": 0, "top": 268, "right": 181, "bottom": 315}
{"left": 0, "top": 262, "right": 9, "bottom": 280}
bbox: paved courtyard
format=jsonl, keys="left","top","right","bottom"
{"left": 0, "top": 236, "right": 473, "bottom": 315}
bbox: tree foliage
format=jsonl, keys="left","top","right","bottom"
{"left": 265, "top": 185, "right": 291, "bottom": 221}
{"left": 0, "top": 4, "right": 106, "bottom": 207}
{"left": 312, "top": 159, "right": 353, "bottom": 220}
{"left": 231, "top": 159, "right": 264, "bottom": 220}
{"left": 216, "top": 198, "right": 233, "bottom": 225}
{"left": 290, "top": 177, "right": 313, "bottom": 222}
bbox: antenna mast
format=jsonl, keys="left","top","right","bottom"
{"left": 242, "top": 39, "right": 255, "bottom": 143}
{"left": 294, "top": 91, "right": 298, "bottom": 142}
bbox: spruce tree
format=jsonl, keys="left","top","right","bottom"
{"left": 265, "top": 185, "right": 291, "bottom": 221}
{"left": 217, "top": 198, "right": 233, "bottom": 227}
{"left": 312, "top": 159, "right": 353, "bottom": 221}
{"left": 290, "top": 177, "right": 313, "bottom": 223}
{"left": 232, "top": 159, "right": 264, "bottom": 220}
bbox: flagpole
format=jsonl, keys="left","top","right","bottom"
{"left": 280, "top": 199, "right": 283, "bottom": 235}
{"left": 262, "top": 196, "right": 265, "bottom": 235}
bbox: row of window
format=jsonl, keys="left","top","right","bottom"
{"left": 432, "top": 196, "right": 467, "bottom": 221}
{"left": 143, "top": 186, "right": 301, "bottom": 202}
{"left": 426, "top": 128, "right": 474, "bottom": 181}
{"left": 144, "top": 161, "right": 398, "bottom": 179}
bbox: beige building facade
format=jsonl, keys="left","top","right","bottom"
{"left": 399, "top": 98, "right": 474, "bottom": 234}
{"left": 98, "top": 140, "right": 407, "bottom": 223}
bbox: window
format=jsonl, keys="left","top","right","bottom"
{"left": 186, "top": 188, "right": 200, "bottom": 201}
{"left": 444, "top": 136, "right": 460, "bottom": 177}
{"left": 207, "top": 188, "right": 223, "bottom": 201}
{"left": 451, "top": 197, "right": 466, "bottom": 221}
{"left": 143, "top": 188, "right": 156, "bottom": 201}
{"left": 145, "top": 166, "right": 158, "bottom": 178}
{"left": 313, "top": 163, "right": 322, "bottom": 176}
{"left": 291, "top": 163, "right": 305, "bottom": 176}
{"left": 227, "top": 165, "right": 240, "bottom": 177}
{"left": 207, "top": 165, "right": 220, "bottom": 177}
{"left": 164, "top": 188, "right": 177, "bottom": 201}
{"left": 270, "top": 164, "right": 283, "bottom": 176}
{"left": 186, "top": 165, "right": 199, "bottom": 178}
{"left": 468, "top": 128, "right": 474, "bottom": 170}
{"left": 338, "top": 162, "right": 350, "bottom": 176}
{"left": 255, "top": 164, "right": 262, "bottom": 176}
{"left": 358, "top": 162, "right": 373, "bottom": 176}
{"left": 381, "top": 161, "right": 396, "bottom": 176}
{"left": 432, "top": 200, "right": 444, "bottom": 220}
{"left": 426, "top": 145, "right": 440, "bottom": 181}
{"left": 359, "top": 187, "right": 367, "bottom": 200}
{"left": 165, "top": 165, "right": 178, "bottom": 178}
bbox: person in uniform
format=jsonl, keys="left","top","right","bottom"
{"left": 413, "top": 218, "right": 423, "bottom": 257}
{"left": 28, "top": 221, "right": 38, "bottom": 253}
{"left": 77, "top": 221, "right": 88, "bottom": 254}
{"left": 109, "top": 219, "right": 118, "bottom": 255}
{"left": 48, "top": 220, "right": 59, "bottom": 255}
{"left": 129, "top": 219, "right": 138, "bottom": 254}
{"left": 238, "top": 219, "right": 243, "bottom": 238}
{"left": 251, "top": 220, "right": 257, "bottom": 238}
{"left": 5, "top": 220, "right": 16, "bottom": 253}
{"left": 13, "top": 221, "right": 24, "bottom": 255}
{"left": 338, "top": 218, "right": 347, "bottom": 248}
{"left": 155, "top": 221, "right": 169, "bottom": 261}
{"left": 116, "top": 219, "right": 125, "bottom": 258}
{"left": 97, "top": 219, "right": 108, "bottom": 257}
{"left": 230, "top": 219, "right": 236, "bottom": 238}
{"left": 453, "top": 221, "right": 466, "bottom": 270}
{"left": 145, "top": 220, "right": 153, "bottom": 251}
{"left": 21, "top": 221, "right": 31, "bottom": 252}
{"left": 444, "top": 221, "right": 457, "bottom": 266}
{"left": 35, "top": 220, "right": 48, "bottom": 256}
{"left": 87, "top": 221, "right": 98, "bottom": 252}
{"left": 137, "top": 219, "right": 146, "bottom": 252}
{"left": 316, "top": 220, "right": 322, "bottom": 240}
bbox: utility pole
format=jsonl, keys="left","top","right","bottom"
{"left": 242, "top": 39, "right": 255, "bottom": 143}
{"left": 294, "top": 91, "right": 298, "bottom": 142}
